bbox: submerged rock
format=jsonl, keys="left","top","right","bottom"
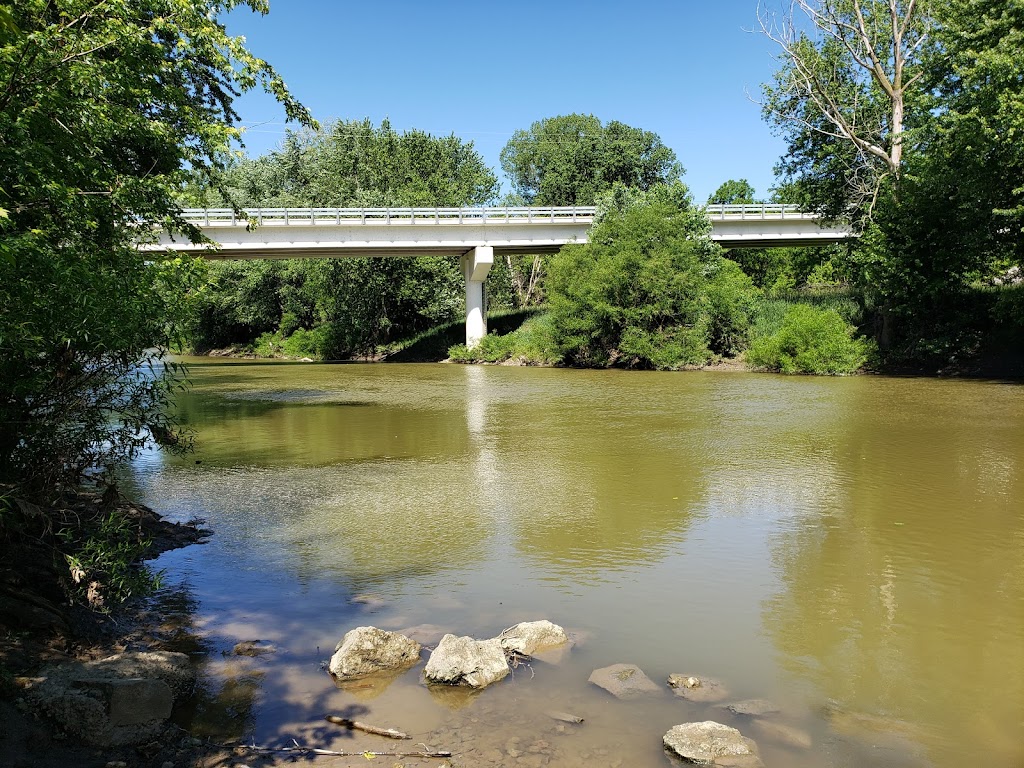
{"left": 498, "top": 620, "right": 569, "bottom": 657}
{"left": 23, "top": 651, "right": 194, "bottom": 746}
{"left": 328, "top": 626, "right": 421, "bottom": 679}
{"left": 231, "top": 640, "right": 276, "bottom": 657}
{"left": 423, "top": 634, "right": 509, "bottom": 688}
{"left": 663, "top": 721, "right": 761, "bottom": 766}
{"left": 588, "top": 663, "right": 660, "bottom": 699}
{"left": 751, "top": 719, "right": 812, "bottom": 749}
{"left": 724, "top": 699, "right": 781, "bottom": 717}
{"left": 667, "top": 673, "right": 730, "bottom": 703}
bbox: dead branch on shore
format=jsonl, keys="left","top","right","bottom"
{"left": 237, "top": 740, "right": 451, "bottom": 759}
{"left": 505, "top": 648, "right": 535, "bottom": 679}
{"left": 325, "top": 714, "right": 411, "bottom": 739}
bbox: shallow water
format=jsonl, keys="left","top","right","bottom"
{"left": 124, "top": 360, "right": 1024, "bottom": 767}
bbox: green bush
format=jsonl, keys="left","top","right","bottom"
{"left": 546, "top": 185, "right": 739, "bottom": 369}
{"left": 57, "top": 510, "right": 160, "bottom": 608}
{"left": 706, "top": 259, "right": 760, "bottom": 356}
{"left": 448, "top": 313, "right": 562, "bottom": 365}
{"left": 992, "top": 284, "right": 1024, "bottom": 328}
{"left": 748, "top": 303, "right": 870, "bottom": 374}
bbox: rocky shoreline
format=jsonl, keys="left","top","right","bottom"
{"left": 0, "top": 492, "right": 218, "bottom": 768}
{"left": 2, "top": 496, "right": 930, "bottom": 768}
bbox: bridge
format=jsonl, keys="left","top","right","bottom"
{"left": 146, "top": 204, "right": 849, "bottom": 346}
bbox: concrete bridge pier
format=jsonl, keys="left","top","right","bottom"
{"left": 462, "top": 245, "right": 493, "bottom": 347}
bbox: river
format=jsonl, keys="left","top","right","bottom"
{"left": 122, "top": 359, "right": 1024, "bottom": 767}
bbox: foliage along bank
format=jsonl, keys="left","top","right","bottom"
{"left": 0, "top": 1, "right": 309, "bottom": 609}
{"left": 450, "top": 183, "right": 872, "bottom": 375}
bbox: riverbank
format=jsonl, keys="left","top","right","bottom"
{"left": 0, "top": 490, "right": 224, "bottom": 767}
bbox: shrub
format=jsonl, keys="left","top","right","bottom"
{"left": 546, "top": 187, "right": 730, "bottom": 369}
{"left": 57, "top": 509, "right": 160, "bottom": 608}
{"left": 748, "top": 303, "right": 870, "bottom": 374}
{"left": 448, "top": 314, "right": 562, "bottom": 365}
{"left": 705, "top": 259, "right": 760, "bottom": 356}
{"left": 992, "top": 284, "right": 1024, "bottom": 328}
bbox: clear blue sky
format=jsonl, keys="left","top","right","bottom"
{"left": 224, "top": 0, "right": 789, "bottom": 204}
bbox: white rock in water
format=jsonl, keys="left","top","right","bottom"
{"left": 423, "top": 634, "right": 510, "bottom": 688}
{"left": 663, "top": 721, "right": 761, "bottom": 766}
{"left": 328, "top": 626, "right": 421, "bottom": 679}
{"left": 497, "top": 620, "right": 569, "bottom": 656}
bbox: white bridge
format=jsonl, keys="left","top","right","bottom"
{"left": 147, "top": 205, "right": 848, "bottom": 346}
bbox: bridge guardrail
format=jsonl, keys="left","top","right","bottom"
{"left": 178, "top": 207, "right": 598, "bottom": 226}
{"left": 176, "top": 204, "right": 808, "bottom": 226}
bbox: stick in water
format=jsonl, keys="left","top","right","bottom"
{"left": 241, "top": 743, "right": 450, "bottom": 759}
{"left": 325, "top": 715, "right": 411, "bottom": 740}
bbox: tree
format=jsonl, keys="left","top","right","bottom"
{"left": 761, "top": 0, "right": 1024, "bottom": 361}
{"left": 182, "top": 120, "right": 499, "bottom": 355}
{"left": 760, "top": 0, "right": 932, "bottom": 217}
{"left": 499, "top": 114, "right": 682, "bottom": 206}
{"left": 708, "top": 179, "right": 758, "bottom": 205}
{"left": 188, "top": 118, "right": 498, "bottom": 208}
{"left": 0, "top": 1, "right": 310, "bottom": 497}
{"left": 546, "top": 183, "right": 759, "bottom": 369}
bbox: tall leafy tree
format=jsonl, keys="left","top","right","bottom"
{"left": 547, "top": 183, "right": 759, "bottom": 369}
{"left": 499, "top": 114, "right": 682, "bottom": 206}
{"left": 0, "top": 1, "right": 310, "bottom": 496}
{"left": 182, "top": 120, "right": 499, "bottom": 355}
{"left": 708, "top": 179, "right": 758, "bottom": 206}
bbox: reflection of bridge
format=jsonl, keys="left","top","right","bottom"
{"left": 146, "top": 205, "right": 849, "bottom": 346}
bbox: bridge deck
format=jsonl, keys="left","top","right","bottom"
{"left": 145, "top": 205, "right": 848, "bottom": 257}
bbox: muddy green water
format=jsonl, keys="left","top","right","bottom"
{"left": 124, "top": 360, "right": 1024, "bottom": 768}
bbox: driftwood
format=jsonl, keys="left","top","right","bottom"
{"left": 546, "top": 710, "right": 585, "bottom": 724}
{"left": 325, "top": 714, "right": 411, "bottom": 739}
{"left": 239, "top": 741, "right": 451, "bottom": 759}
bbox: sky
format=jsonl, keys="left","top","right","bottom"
{"left": 223, "top": 0, "right": 791, "bottom": 204}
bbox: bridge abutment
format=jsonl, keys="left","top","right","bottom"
{"left": 462, "top": 245, "right": 493, "bottom": 348}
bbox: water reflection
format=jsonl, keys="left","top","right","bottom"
{"left": 125, "top": 363, "right": 1024, "bottom": 768}
{"left": 763, "top": 379, "right": 1024, "bottom": 767}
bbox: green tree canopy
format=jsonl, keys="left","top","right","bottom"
{"left": 708, "top": 179, "right": 758, "bottom": 206}
{"left": 546, "top": 183, "right": 759, "bottom": 369}
{"left": 499, "top": 114, "right": 682, "bottom": 206}
{"left": 0, "top": 0, "right": 310, "bottom": 496}
{"left": 181, "top": 120, "right": 499, "bottom": 355}
{"left": 187, "top": 118, "right": 498, "bottom": 208}
{"left": 761, "top": 0, "right": 1024, "bottom": 360}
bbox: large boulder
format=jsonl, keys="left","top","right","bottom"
{"left": 663, "top": 721, "right": 761, "bottom": 766}
{"left": 588, "top": 663, "right": 660, "bottom": 699}
{"left": 23, "top": 651, "right": 194, "bottom": 746}
{"left": 497, "top": 620, "right": 569, "bottom": 656}
{"left": 423, "top": 634, "right": 509, "bottom": 688}
{"left": 328, "top": 626, "right": 421, "bottom": 679}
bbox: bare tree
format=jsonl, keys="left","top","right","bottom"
{"left": 759, "top": 0, "right": 933, "bottom": 213}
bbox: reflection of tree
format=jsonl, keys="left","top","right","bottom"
{"left": 181, "top": 665, "right": 264, "bottom": 742}
{"left": 172, "top": 392, "right": 467, "bottom": 469}
{"left": 494, "top": 394, "right": 708, "bottom": 579}
{"left": 762, "top": 381, "right": 1024, "bottom": 767}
